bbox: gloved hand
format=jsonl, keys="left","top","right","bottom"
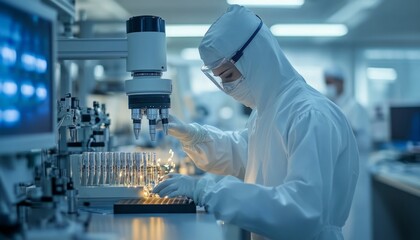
{"left": 152, "top": 173, "right": 197, "bottom": 198}
{"left": 164, "top": 115, "right": 198, "bottom": 142}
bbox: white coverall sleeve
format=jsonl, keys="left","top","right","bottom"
{"left": 194, "top": 110, "right": 343, "bottom": 239}
{"left": 182, "top": 123, "right": 248, "bottom": 178}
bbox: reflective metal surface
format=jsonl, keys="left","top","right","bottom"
{"left": 88, "top": 211, "right": 242, "bottom": 240}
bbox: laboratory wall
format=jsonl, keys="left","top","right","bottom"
{"left": 282, "top": 45, "right": 355, "bottom": 94}
{"left": 355, "top": 48, "right": 420, "bottom": 106}
{"left": 280, "top": 45, "right": 420, "bottom": 145}
{"left": 355, "top": 48, "right": 420, "bottom": 143}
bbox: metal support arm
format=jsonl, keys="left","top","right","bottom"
{"left": 58, "top": 38, "right": 127, "bottom": 60}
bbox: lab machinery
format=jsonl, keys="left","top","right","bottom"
{"left": 390, "top": 105, "right": 420, "bottom": 143}
{"left": 58, "top": 15, "right": 173, "bottom": 142}
{"left": 0, "top": 0, "right": 68, "bottom": 238}
{"left": 0, "top": 0, "right": 56, "bottom": 155}
{"left": 125, "top": 16, "right": 171, "bottom": 141}
{"left": 387, "top": 105, "right": 420, "bottom": 163}
{"left": 57, "top": 93, "right": 111, "bottom": 154}
{"left": 0, "top": 0, "right": 190, "bottom": 239}
{"left": 69, "top": 151, "right": 166, "bottom": 201}
{"left": 113, "top": 197, "right": 196, "bottom": 214}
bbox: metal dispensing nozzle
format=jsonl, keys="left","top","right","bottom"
{"left": 131, "top": 108, "right": 142, "bottom": 140}
{"left": 160, "top": 108, "right": 169, "bottom": 135}
{"left": 147, "top": 108, "right": 158, "bottom": 141}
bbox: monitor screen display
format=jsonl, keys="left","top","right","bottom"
{"left": 0, "top": 1, "right": 53, "bottom": 137}
{"left": 390, "top": 106, "right": 420, "bottom": 142}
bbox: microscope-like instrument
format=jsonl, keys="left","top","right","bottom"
{"left": 57, "top": 94, "right": 111, "bottom": 153}
{"left": 58, "top": 15, "right": 172, "bottom": 142}
{"left": 125, "top": 16, "right": 172, "bottom": 141}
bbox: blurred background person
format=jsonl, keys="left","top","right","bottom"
{"left": 324, "top": 65, "right": 371, "bottom": 153}
{"left": 324, "top": 65, "right": 372, "bottom": 240}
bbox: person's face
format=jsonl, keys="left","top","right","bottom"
{"left": 212, "top": 61, "right": 242, "bottom": 83}
{"left": 325, "top": 76, "right": 337, "bottom": 86}
{"left": 325, "top": 77, "right": 344, "bottom": 95}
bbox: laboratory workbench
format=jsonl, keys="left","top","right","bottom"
{"left": 85, "top": 208, "right": 245, "bottom": 240}
{"left": 370, "top": 152, "right": 420, "bottom": 240}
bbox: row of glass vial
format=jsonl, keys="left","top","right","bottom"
{"left": 79, "top": 152, "right": 160, "bottom": 188}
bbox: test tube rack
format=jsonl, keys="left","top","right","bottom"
{"left": 70, "top": 152, "right": 161, "bottom": 201}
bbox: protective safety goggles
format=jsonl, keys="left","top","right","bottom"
{"left": 201, "top": 16, "right": 263, "bottom": 91}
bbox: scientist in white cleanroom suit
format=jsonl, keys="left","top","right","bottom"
{"left": 153, "top": 5, "right": 359, "bottom": 240}
{"left": 324, "top": 65, "right": 372, "bottom": 240}
{"left": 324, "top": 65, "right": 371, "bottom": 153}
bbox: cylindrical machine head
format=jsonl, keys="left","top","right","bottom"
{"left": 125, "top": 15, "right": 171, "bottom": 141}
{"left": 126, "top": 16, "right": 167, "bottom": 73}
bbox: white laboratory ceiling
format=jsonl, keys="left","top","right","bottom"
{"left": 75, "top": 0, "right": 420, "bottom": 49}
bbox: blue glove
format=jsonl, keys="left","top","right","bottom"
{"left": 152, "top": 173, "right": 197, "bottom": 198}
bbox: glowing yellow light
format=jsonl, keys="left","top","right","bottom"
{"left": 168, "top": 149, "right": 174, "bottom": 162}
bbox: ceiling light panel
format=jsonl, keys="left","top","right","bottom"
{"left": 166, "top": 25, "right": 210, "bottom": 37}
{"left": 270, "top": 24, "right": 348, "bottom": 37}
{"left": 227, "top": 0, "right": 304, "bottom": 7}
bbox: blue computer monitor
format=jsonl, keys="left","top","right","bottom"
{"left": 390, "top": 105, "right": 420, "bottom": 142}
{"left": 0, "top": 0, "right": 56, "bottom": 154}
